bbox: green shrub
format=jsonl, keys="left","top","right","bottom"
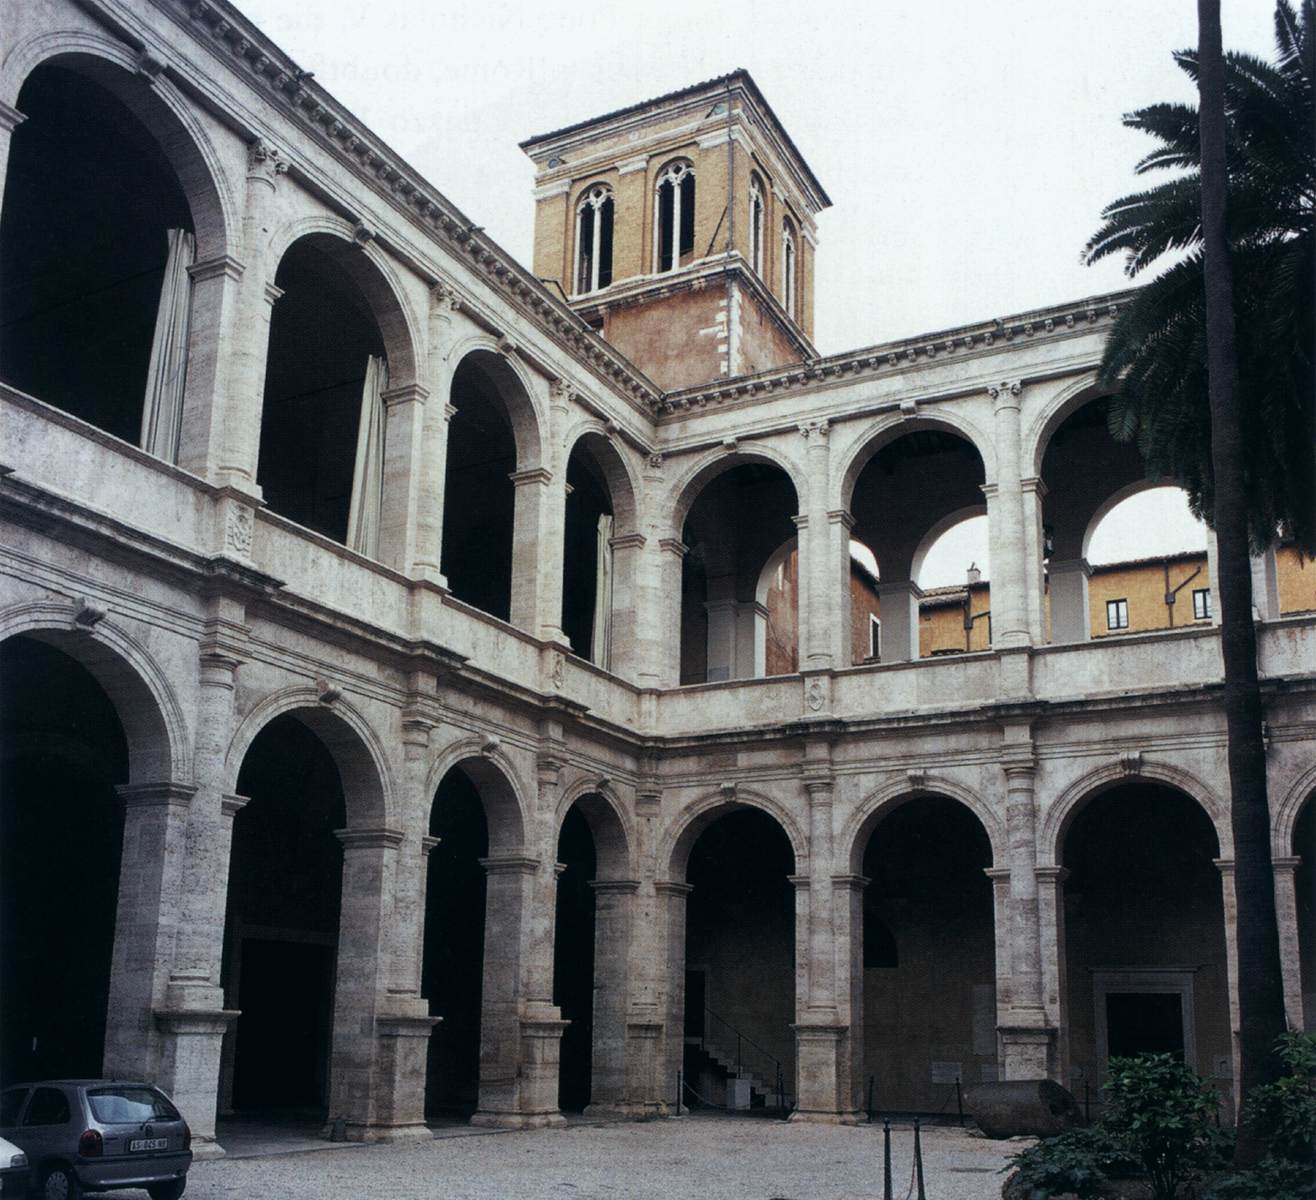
{"left": 1001, "top": 1127, "right": 1137, "bottom": 1200}
{"left": 1201, "top": 1156, "right": 1316, "bottom": 1200}
{"left": 1100, "top": 1053, "right": 1219, "bottom": 1200}
{"left": 1242, "top": 1031, "right": 1316, "bottom": 1163}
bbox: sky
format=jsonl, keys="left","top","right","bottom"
{"left": 231, "top": 0, "right": 1268, "bottom": 584}
{"left": 234, "top": 0, "right": 1278, "bottom": 352}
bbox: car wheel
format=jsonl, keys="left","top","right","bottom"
{"left": 147, "top": 1180, "right": 186, "bottom": 1200}
{"left": 41, "top": 1164, "right": 81, "bottom": 1200}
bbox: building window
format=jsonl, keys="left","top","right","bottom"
{"left": 749, "top": 175, "right": 765, "bottom": 275}
{"left": 782, "top": 221, "right": 798, "bottom": 319}
{"left": 1192, "top": 588, "right": 1211, "bottom": 620}
{"left": 869, "top": 615, "right": 881, "bottom": 660}
{"left": 574, "top": 184, "right": 614, "bottom": 295}
{"left": 1106, "top": 598, "right": 1129, "bottom": 631}
{"left": 654, "top": 161, "right": 695, "bottom": 273}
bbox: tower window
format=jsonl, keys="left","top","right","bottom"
{"left": 782, "top": 220, "right": 798, "bottom": 319}
{"left": 574, "top": 184, "right": 614, "bottom": 295}
{"left": 655, "top": 161, "right": 695, "bottom": 273}
{"left": 749, "top": 175, "right": 765, "bottom": 276}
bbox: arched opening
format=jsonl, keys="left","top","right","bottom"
{"left": 680, "top": 808, "right": 796, "bottom": 1110}
{"left": 0, "top": 636, "right": 128, "bottom": 1084}
{"left": 574, "top": 184, "right": 614, "bottom": 295}
{"left": 680, "top": 461, "right": 799, "bottom": 684}
{"left": 1, "top": 62, "right": 195, "bottom": 452}
{"left": 1040, "top": 396, "right": 1211, "bottom": 642}
{"left": 441, "top": 353, "right": 527, "bottom": 623}
{"left": 422, "top": 755, "right": 525, "bottom": 1121}
{"left": 849, "top": 429, "right": 987, "bottom": 663}
{"left": 912, "top": 513, "right": 991, "bottom": 657}
{"left": 221, "top": 715, "right": 347, "bottom": 1117}
{"left": 1294, "top": 796, "right": 1316, "bottom": 1031}
{"left": 655, "top": 160, "right": 695, "bottom": 273}
{"left": 1061, "top": 784, "right": 1230, "bottom": 1107}
{"left": 749, "top": 174, "right": 765, "bottom": 277}
{"left": 422, "top": 765, "right": 488, "bottom": 1119}
{"left": 781, "top": 220, "right": 798, "bottom": 320}
{"left": 562, "top": 440, "right": 614, "bottom": 667}
{"left": 257, "top": 234, "right": 388, "bottom": 549}
{"left": 554, "top": 805, "right": 596, "bottom": 1112}
{"left": 857, "top": 796, "right": 995, "bottom": 1112}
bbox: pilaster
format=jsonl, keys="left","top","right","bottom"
{"left": 1272, "top": 858, "right": 1304, "bottom": 1031}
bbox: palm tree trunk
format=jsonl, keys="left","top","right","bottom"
{"left": 1196, "top": 0, "right": 1287, "bottom": 1166}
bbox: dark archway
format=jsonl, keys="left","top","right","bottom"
{"left": 562, "top": 443, "right": 614, "bottom": 666}
{"left": 0, "top": 636, "right": 128, "bottom": 1084}
{"left": 258, "top": 235, "right": 386, "bottom": 544}
{"left": 1, "top": 63, "right": 193, "bottom": 442}
{"left": 858, "top": 796, "right": 994, "bottom": 1113}
{"left": 680, "top": 462, "right": 799, "bottom": 684}
{"left": 554, "top": 805, "right": 597, "bottom": 1112}
{"left": 223, "top": 715, "right": 346, "bottom": 1115}
{"left": 442, "top": 355, "right": 520, "bottom": 621}
{"left": 1294, "top": 797, "right": 1315, "bottom": 1031}
{"left": 1062, "top": 784, "right": 1229, "bottom": 1106}
{"left": 422, "top": 766, "right": 489, "bottom": 1118}
{"left": 683, "top": 808, "right": 796, "bottom": 1109}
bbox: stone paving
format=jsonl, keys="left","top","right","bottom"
{"left": 157, "top": 1114, "right": 1022, "bottom": 1199}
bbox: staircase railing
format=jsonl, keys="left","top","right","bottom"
{"left": 701, "top": 1006, "right": 787, "bottom": 1105}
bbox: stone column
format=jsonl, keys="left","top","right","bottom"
{"left": 328, "top": 826, "right": 405, "bottom": 1140}
{"left": 997, "top": 744, "right": 1057, "bottom": 1079}
{"left": 1250, "top": 548, "right": 1281, "bottom": 621}
{"left": 378, "top": 383, "right": 432, "bottom": 573}
{"left": 213, "top": 140, "right": 287, "bottom": 493}
{"left": 0, "top": 100, "right": 27, "bottom": 218}
{"left": 797, "top": 420, "right": 835, "bottom": 670}
{"left": 654, "top": 880, "right": 693, "bottom": 1115}
{"left": 621, "top": 787, "right": 668, "bottom": 1112}
{"left": 1214, "top": 858, "right": 1241, "bottom": 1112}
{"left": 826, "top": 511, "right": 857, "bottom": 666}
{"left": 585, "top": 879, "right": 640, "bottom": 1115}
{"left": 509, "top": 467, "right": 554, "bottom": 635}
{"left": 987, "top": 380, "right": 1033, "bottom": 697}
{"left": 1273, "top": 858, "right": 1304, "bottom": 1030}
{"left": 103, "top": 783, "right": 195, "bottom": 1083}
{"left": 704, "top": 594, "right": 738, "bottom": 682}
{"left": 875, "top": 581, "right": 921, "bottom": 662}
{"left": 1036, "top": 866, "right": 1070, "bottom": 1079}
{"left": 986, "top": 866, "right": 1013, "bottom": 1066}
{"left": 153, "top": 624, "right": 245, "bottom": 1156}
{"left": 832, "top": 873, "right": 868, "bottom": 1118}
{"left": 1048, "top": 559, "right": 1092, "bottom": 644}
{"left": 1021, "top": 477, "right": 1048, "bottom": 645}
{"left": 177, "top": 254, "right": 246, "bottom": 479}
{"left": 607, "top": 533, "right": 646, "bottom": 676}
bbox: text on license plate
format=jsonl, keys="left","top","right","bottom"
{"left": 129, "top": 1138, "right": 168, "bottom": 1152}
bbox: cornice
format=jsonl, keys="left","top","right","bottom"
{"left": 655, "top": 290, "right": 1135, "bottom": 417}
{"left": 135, "top": 0, "right": 660, "bottom": 413}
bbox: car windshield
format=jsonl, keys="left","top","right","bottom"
{"left": 86, "top": 1088, "right": 178, "bottom": 1124}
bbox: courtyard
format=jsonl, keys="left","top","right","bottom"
{"left": 172, "top": 1116, "right": 1017, "bottom": 1199}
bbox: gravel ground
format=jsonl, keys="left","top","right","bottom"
{"left": 161, "top": 1115, "right": 1022, "bottom": 1200}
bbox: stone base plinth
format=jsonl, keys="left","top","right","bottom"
{"left": 469, "top": 1109, "right": 567, "bottom": 1130}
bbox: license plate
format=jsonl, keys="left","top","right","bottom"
{"left": 129, "top": 1138, "right": 168, "bottom": 1152}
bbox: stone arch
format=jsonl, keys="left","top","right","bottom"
{"left": 264, "top": 218, "right": 422, "bottom": 390}
{"left": 446, "top": 340, "right": 546, "bottom": 470}
{"left": 668, "top": 444, "right": 804, "bottom": 536}
{"left": 1039, "top": 761, "right": 1230, "bottom": 867}
{"left": 0, "top": 30, "right": 235, "bottom": 259}
{"left": 1275, "top": 763, "right": 1316, "bottom": 856}
{"left": 836, "top": 410, "right": 996, "bottom": 512}
{"left": 224, "top": 687, "right": 391, "bottom": 829}
{"left": 0, "top": 600, "right": 188, "bottom": 785}
{"left": 660, "top": 786, "right": 806, "bottom": 883}
{"left": 426, "top": 735, "right": 529, "bottom": 854}
{"left": 842, "top": 774, "right": 1004, "bottom": 875}
{"left": 562, "top": 424, "right": 640, "bottom": 530}
{"left": 1024, "top": 372, "right": 1105, "bottom": 479}
{"left": 909, "top": 504, "right": 988, "bottom": 587}
{"left": 555, "top": 777, "right": 633, "bottom": 881}
{"left": 1079, "top": 478, "right": 1202, "bottom": 563}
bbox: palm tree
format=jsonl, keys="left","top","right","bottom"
{"left": 1085, "top": 1, "right": 1313, "bottom": 1165}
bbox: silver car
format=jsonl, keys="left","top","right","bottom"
{"left": 0, "top": 1081, "right": 190, "bottom": 1200}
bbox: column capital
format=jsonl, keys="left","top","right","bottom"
{"left": 988, "top": 379, "right": 1024, "bottom": 411}
{"left": 116, "top": 782, "right": 196, "bottom": 810}
{"left": 1272, "top": 856, "right": 1301, "bottom": 873}
{"left": 480, "top": 853, "right": 541, "bottom": 876}
{"left": 609, "top": 532, "right": 647, "bottom": 551}
{"left": 1034, "top": 865, "right": 1069, "bottom": 884}
{"left": 653, "top": 879, "right": 693, "bottom": 897}
{"left": 0, "top": 100, "right": 27, "bottom": 133}
{"left": 188, "top": 255, "right": 245, "bottom": 284}
{"left": 1021, "top": 476, "right": 1048, "bottom": 498}
{"left": 380, "top": 383, "right": 431, "bottom": 409}
{"left": 335, "top": 826, "right": 406, "bottom": 850}
{"left": 787, "top": 874, "right": 812, "bottom": 891}
{"left": 826, "top": 509, "right": 856, "bottom": 530}
{"left": 791, "top": 513, "right": 810, "bottom": 530}
{"left": 658, "top": 537, "right": 688, "bottom": 559}
{"left": 508, "top": 466, "right": 553, "bottom": 487}
{"left": 590, "top": 879, "right": 641, "bottom": 895}
{"left": 221, "top": 792, "right": 251, "bottom": 818}
{"left": 830, "top": 873, "right": 870, "bottom": 892}
{"left": 246, "top": 138, "right": 289, "bottom": 185}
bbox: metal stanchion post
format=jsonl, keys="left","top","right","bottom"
{"left": 867, "top": 1076, "right": 875, "bottom": 1123}
{"left": 676, "top": 1070, "right": 682, "bottom": 1115}
{"left": 883, "top": 1118, "right": 892, "bottom": 1200}
{"left": 913, "top": 1117, "right": 926, "bottom": 1200}
{"left": 955, "top": 1077, "right": 964, "bottom": 1126}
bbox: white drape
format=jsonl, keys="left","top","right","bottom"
{"left": 140, "top": 228, "right": 195, "bottom": 463}
{"left": 591, "top": 513, "right": 614, "bottom": 669}
{"left": 346, "top": 355, "right": 387, "bottom": 558}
